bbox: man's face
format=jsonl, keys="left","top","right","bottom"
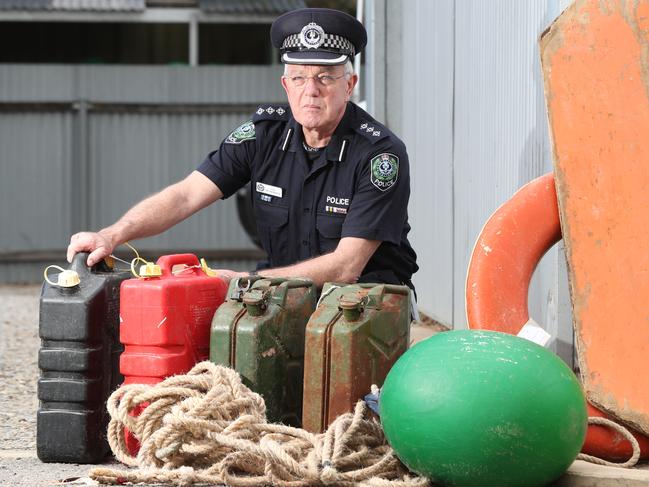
{"left": 281, "top": 64, "right": 358, "bottom": 134}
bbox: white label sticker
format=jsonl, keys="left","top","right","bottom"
{"left": 256, "top": 182, "right": 283, "bottom": 198}
{"left": 517, "top": 318, "right": 552, "bottom": 347}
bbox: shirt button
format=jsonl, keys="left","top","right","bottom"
{"left": 302, "top": 240, "right": 308, "bottom": 246}
{"left": 303, "top": 207, "right": 310, "bottom": 213}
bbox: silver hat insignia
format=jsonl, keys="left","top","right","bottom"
{"left": 299, "top": 22, "right": 325, "bottom": 49}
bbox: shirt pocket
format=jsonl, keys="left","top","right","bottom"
{"left": 254, "top": 203, "right": 289, "bottom": 266}
{"left": 316, "top": 213, "right": 345, "bottom": 254}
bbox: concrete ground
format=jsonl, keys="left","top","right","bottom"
{"left": 1, "top": 284, "right": 648, "bottom": 486}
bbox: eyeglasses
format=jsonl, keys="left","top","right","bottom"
{"left": 283, "top": 73, "right": 348, "bottom": 87}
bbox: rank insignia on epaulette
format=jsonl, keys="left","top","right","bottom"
{"left": 225, "top": 120, "right": 255, "bottom": 144}
{"left": 358, "top": 121, "right": 385, "bottom": 141}
{"left": 253, "top": 105, "right": 290, "bottom": 122}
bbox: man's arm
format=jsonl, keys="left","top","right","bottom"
{"left": 67, "top": 171, "right": 223, "bottom": 266}
{"left": 220, "top": 237, "right": 381, "bottom": 288}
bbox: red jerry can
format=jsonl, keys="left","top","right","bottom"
{"left": 119, "top": 253, "right": 227, "bottom": 452}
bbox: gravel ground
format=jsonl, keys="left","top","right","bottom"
{"left": 0, "top": 285, "right": 39, "bottom": 451}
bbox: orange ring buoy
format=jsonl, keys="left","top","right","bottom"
{"left": 465, "top": 171, "right": 649, "bottom": 461}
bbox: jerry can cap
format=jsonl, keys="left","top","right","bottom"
{"left": 339, "top": 293, "right": 366, "bottom": 321}
{"left": 243, "top": 289, "right": 270, "bottom": 316}
{"left": 103, "top": 255, "right": 115, "bottom": 270}
{"left": 56, "top": 269, "right": 81, "bottom": 287}
{"left": 200, "top": 257, "right": 219, "bottom": 277}
{"left": 243, "top": 291, "right": 266, "bottom": 306}
{"left": 44, "top": 265, "right": 81, "bottom": 288}
{"left": 139, "top": 262, "right": 162, "bottom": 278}
{"left": 339, "top": 294, "right": 362, "bottom": 308}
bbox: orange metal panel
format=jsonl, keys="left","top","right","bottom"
{"left": 541, "top": 0, "right": 649, "bottom": 434}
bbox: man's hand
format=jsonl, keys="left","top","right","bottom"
{"left": 67, "top": 231, "right": 116, "bottom": 267}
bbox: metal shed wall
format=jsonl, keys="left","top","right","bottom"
{"left": 369, "top": 0, "right": 573, "bottom": 360}
{"left": 0, "top": 65, "right": 286, "bottom": 282}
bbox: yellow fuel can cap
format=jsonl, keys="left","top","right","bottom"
{"left": 139, "top": 262, "right": 162, "bottom": 278}
{"left": 200, "top": 258, "right": 219, "bottom": 277}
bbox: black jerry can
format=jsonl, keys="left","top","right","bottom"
{"left": 37, "top": 252, "right": 130, "bottom": 463}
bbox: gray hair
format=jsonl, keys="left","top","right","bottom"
{"left": 283, "top": 59, "right": 354, "bottom": 76}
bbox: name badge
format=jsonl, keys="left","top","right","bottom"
{"left": 256, "top": 182, "right": 283, "bottom": 198}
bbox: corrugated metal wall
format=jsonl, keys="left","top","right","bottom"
{"left": 0, "top": 4, "right": 577, "bottom": 362}
{"left": 370, "top": 0, "right": 573, "bottom": 360}
{"left": 400, "top": 0, "right": 455, "bottom": 327}
{"left": 0, "top": 65, "right": 286, "bottom": 282}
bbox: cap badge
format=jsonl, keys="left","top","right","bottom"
{"left": 299, "top": 22, "right": 325, "bottom": 49}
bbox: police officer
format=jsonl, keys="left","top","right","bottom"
{"left": 67, "top": 8, "right": 418, "bottom": 290}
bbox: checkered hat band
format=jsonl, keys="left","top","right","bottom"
{"left": 281, "top": 33, "right": 355, "bottom": 56}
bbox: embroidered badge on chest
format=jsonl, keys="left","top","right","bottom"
{"left": 370, "top": 153, "right": 399, "bottom": 191}
{"left": 225, "top": 121, "right": 255, "bottom": 144}
{"left": 325, "top": 195, "right": 349, "bottom": 214}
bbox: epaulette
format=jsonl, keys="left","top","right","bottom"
{"left": 354, "top": 119, "right": 390, "bottom": 144}
{"left": 253, "top": 105, "right": 291, "bottom": 122}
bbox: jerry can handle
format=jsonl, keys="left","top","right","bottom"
{"left": 269, "top": 278, "right": 315, "bottom": 307}
{"left": 364, "top": 283, "right": 410, "bottom": 309}
{"left": 156, "top": 254, "right": 200, "bottom": 276}
{"left": 250, "top": 277, "right": 289, "bottom": 288}
{"left": 352, "top": 283, "right": 409, "bottom": 294}
{"left": 70, "top": 252, "right": 112, "bottom": 275}
{"left": 248, "top": 277, "right": 302, "bottom": 300}
{"left": 371, "top": 284, "right": 410, "bottom": 296}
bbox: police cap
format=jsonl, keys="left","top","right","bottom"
{"left": 271, "top": 8, "right": 367, "bottom": 66}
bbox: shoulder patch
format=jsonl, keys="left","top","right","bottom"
{"left": 252, "top": 105, "right": 290, "bottom": 122}
{"left": 370, "top": 153, "right": 399, "bottom": 191}
{"left": 225, "top": 120, "right": 255, "bottom": 144}
{"left": 355, "top": 120, "right": 389, "bottom": 144}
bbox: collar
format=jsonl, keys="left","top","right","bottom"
{"left": 280, "top": 102, "right": 355, "bottom": 162}
{"left": 324, "top": 103, "right": 354, "bottom": 162}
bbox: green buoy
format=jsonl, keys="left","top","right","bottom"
{"left": 380, "top": 330, "right": 587, "bottom": 487}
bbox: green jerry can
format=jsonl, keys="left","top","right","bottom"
{"left": 37, "top": 252, "right": 130, "bottom": 463}
{"left": 210, "top": 277, "right": 317, "bottom": 425}
{"left": 302, "top": 283, "right": 411, "bottom": 433}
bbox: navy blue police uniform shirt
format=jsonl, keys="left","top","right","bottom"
{"left": 197, "top": 102, "right": 418, "bottom": 288}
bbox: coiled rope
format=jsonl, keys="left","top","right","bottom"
{"left": 89, "top": 362, "right": 428, "bottom": 486}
